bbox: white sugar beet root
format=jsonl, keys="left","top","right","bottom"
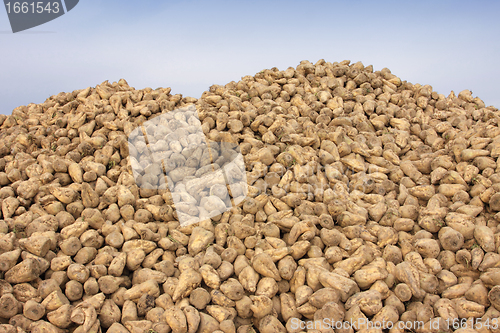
{"left": 0, "top": 60, "right": 499, "bottom": 332}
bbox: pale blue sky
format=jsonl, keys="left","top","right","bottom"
{"left": 1, "top": 0, "right": 499, "bottom": 115}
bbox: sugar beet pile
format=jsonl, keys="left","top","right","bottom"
{"left": 1, "top": 59, "right": 500, "bottom": 333}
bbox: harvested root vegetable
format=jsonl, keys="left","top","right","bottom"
{"left": 0, "top": 59, "right": 499, "bottom": 332}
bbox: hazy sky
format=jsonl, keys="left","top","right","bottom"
{"left": 1, "top": 0, "right": 499, "bottom": 115}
